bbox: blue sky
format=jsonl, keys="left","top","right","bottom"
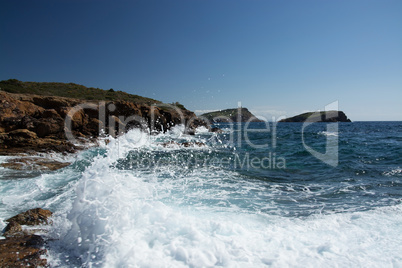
{"left": 1, "top": 0, "right": 401, "bottom": 121}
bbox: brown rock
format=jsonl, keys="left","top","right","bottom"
{"left": 85, "top": 118, "right": 102, "bottom": 136}
{"left": 32, "top": 96, "right": 71, "bottom": 110}
{"left": 41, "top": 109, "right": 61, "bottom": 119}
{"left": 3, "top": 221, "right": 22, "bottom": 237}
{"left": 1, "top": 208, "right": 52, "bottom": 267}
{"left": 161, "top": 141, "right": 180, "bottom": 148}
{"left": 0, "top": 91, "right": 44, "bottom": 121}
{"left": 182, "top": 141, "right": 206, "bottom": 147}
{"left": 35, "top": 119, "right": 63, "bottom": 138}
{"left": 0, "top": 157, "right": 70, "bottom": 171}
{"left": 6, "top": 208, "right": 53, "bottom": 226}
{"left": 162, "top": 141, "right": 206, "bottom": 148}
{"left": 7, "top": 129, "right": 38, "bottom": 140}
{"left": 0, "top": 234, "right": 47, "bottom": 268}
{"left": 74, "top": 109, "right": 89, "bottom": 129}
{"left": 0, "top": 89, "right": 209, "bottom": 155}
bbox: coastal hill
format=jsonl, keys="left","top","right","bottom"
{"left": 0, "top": 79, "right": 161, "bottom": 105}
{"left": 200, "top": 108, "right": 264, "bottom": 123}
{"left": 0, "top": 79, "right": 207, "bottom": 154}
{"left": 279, "top": 111, "right": 351, "bottom": 122}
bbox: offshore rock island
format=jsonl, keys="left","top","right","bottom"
{"left": 279, "top": 111, "right": 351, "bottom": 123}
{"left": 200, "top": 107, "right": 264, "bottom": 123}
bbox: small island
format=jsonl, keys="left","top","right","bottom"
{"left": 200, "top": 108, "right": 264, "bottom": 123}
{"left": 279, "top": 111, "right": 351, "bottom": 123}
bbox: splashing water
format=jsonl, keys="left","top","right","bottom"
{"left": 1, "top": 122, "right": 402, "bottom": 267}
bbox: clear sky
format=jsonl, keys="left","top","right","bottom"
{"left": 1, "top": 0, "right": 401, "bottom": 121}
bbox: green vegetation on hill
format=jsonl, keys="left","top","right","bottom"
{"left": 200, "top": 108, "right": 263, "bottom": 122}
{"left": 0, "top": 79, "right": 161, "bottom": 105}
{"left": 279, "top": 111, "right": 351, "bottom": 122}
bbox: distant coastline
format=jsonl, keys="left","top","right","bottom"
{"left": 200, "top": 108, "right": 264, "bottom": 123}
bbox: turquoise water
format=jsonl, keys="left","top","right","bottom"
{"left": 0, "top": 122, "right": 401, "bottom": 267}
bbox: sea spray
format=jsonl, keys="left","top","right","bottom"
{"left": 1, "top": 122, "right": 401, "bottom": 267}
{"left": 62, "top": 129, "right": 151, "bottom": 265}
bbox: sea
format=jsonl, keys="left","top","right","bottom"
{"left": 0, "top": 121, "right": 401, "bottom": 267}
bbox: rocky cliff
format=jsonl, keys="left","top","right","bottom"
{"left": 200, "top": 108, "right": 264, "bottom": 123}
{"left": 0, "top": 80, "right": 207, "bottom": 154}
{"left": 279, "top": 111, "right": 351, "bottom": 123}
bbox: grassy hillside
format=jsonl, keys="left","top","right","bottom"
{"left": 0, "top": 79, "right": 162, "bottom": 105}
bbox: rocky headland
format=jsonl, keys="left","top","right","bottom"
{"left": 279, "top": 111, "right": 351, "bottom": 123}
{"left": 0, "top": 79, "right": 208, "bottom": 156}
{"left": 200, "top": 107, "right": 264, "bottom": 123}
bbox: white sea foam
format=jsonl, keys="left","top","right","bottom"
{"left": 195, "top": 126, "right": 209, "bottom": 134}
{"left": 0, "top": 155, "right": 11, "bottom": 164}
{"left": 384, "top": 168, "right": 402, "bottom": 176}
{"left": 1, "top": 127, "right": 401, "bottom": 267}
{"left": 49, "top": 168, "right": 402, "bottom": 267}
{"left": 318, "top": 131, "right": 338, "bottom": 137}
{"left": 42, "top": 128, "right": 402, "bottom": 267}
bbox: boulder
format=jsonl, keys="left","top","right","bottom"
{"left": 35, "top": 118, "right": 64, "bottom": 138}
{"left": 182, "top": 141, "right": 206, "bottom": 147}
{"left": 0, "top": 235, "right": 47, "bottom": 267}
{"left": 3, "top": 221, "right": 22, "bottom": 237}
{"left": 41, "top": 108, "right": 61, "bottom": 119}
{"left": 0, "top": 208, "right": 53, "bottom": 267}
{"left": 6, "top": 208, "right": 53, "bottom": 226}
{"left": 210, "top": 127, "right": 223, "bottom": 133}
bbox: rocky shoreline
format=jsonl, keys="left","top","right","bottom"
{"left": 1, "top": 208, "right": 53, "bottom": 267}
{"left": 0, "top": 90, "right": 207, "bottom": 156}
{"left": 0, "top": 86, "right": 211, "bottom": 266}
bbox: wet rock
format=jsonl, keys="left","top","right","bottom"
{"left": 210, "top": 127, "right": 223, "bottom": 133}
{"left": 184, "top": 128, "right": 196, "bottom": 135}
{"left": 182, "top": 141, "right": 206, "bottom": 147}
{"left": 161, "top": 141, "right": 206, "bottom": 148}
{"left": 0, "top": 135, "right": 77, "bottom": 155}
{"left": 6, "top": 208, "right": 53, "bottom": 226}
{"left": 1, "top": 208, "right": 52, "bottom": 267}
{"left": 0, "top": 157, "right": 70, "bottom": 171}
{"left": 3, "top": 221, "right": 22, "bottom": 237}
{"left": 0, "top": 234, "right": 47, "bottom": 268}
{"left": 161, "top": 141, "right": 180, "bottom": 148}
